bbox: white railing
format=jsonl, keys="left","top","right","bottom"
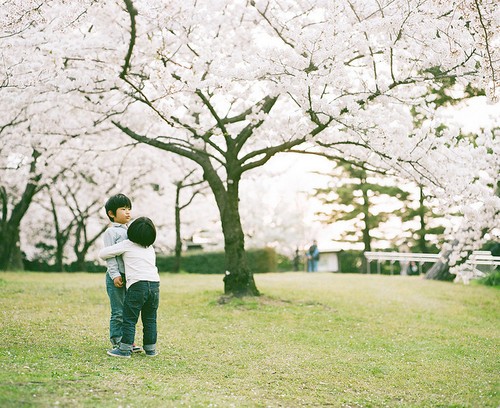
{"left": 364, "top": 251, "right": 440, "bottom": 274}
{"left": 464, "top": 251, "right": 500, "bottom": 277}
{"left": 364, "top": 250, "right": 499, "bottom": 276}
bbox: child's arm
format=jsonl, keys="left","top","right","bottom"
{"left": 99, "top": 240, "right": 130, "bottom": 260}
{"left": 103, "top": 230, "right": 122, "bottom": 281}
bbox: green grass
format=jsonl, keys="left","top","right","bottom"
{"left": 0, "top": 272, "right": 498, "bottom": 407}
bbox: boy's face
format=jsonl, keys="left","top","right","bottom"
{"left": 109, "top": 207, "right": 131, "bottom": 224}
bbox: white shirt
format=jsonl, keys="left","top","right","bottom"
{"left": 99, "top": 240, "right": 159, "bottom": 289}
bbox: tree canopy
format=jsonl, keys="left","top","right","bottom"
{"left": 1, "top": 0, "right": 499, "bottom": 288}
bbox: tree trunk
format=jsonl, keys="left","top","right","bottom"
{"left": 218, "top": 178, "right": 259, "bottom": 296}
{"left": 0, "top": 225, "right": 23, "bottom": 271}
{"left": 425, "top": 240, "right": 457, "bottom": 281}
{"left": 73, "top": 224, "right": 85, "bottom": 271}
{"left": 417, "top": 186, "right": 428, "bottom": 253}
{"left": 55, "top": 240, "right": 64, "bottom": 272}
{"left": 10, "top": 237, "right": 24, "bottom": 270}
{"left": 361, "top": 184, "right": 372, "bottom": 273}
{"left": 0, "top": 150, "right": 42, "bottom": 271}
{"left": 73, "top": 222, "right": 107, "bottom": 271}
{"left": 425, "top": 259, "right": 454, "bottom": 281}
{"left": 113, "top": 122, "right": 261, "bottom": 295}
{"left": 173, "top": 183, "right": 182, "bottom": 273}
{"left": 74, "top": 253, "right": 86, "bottom": 271}
{"left": 50, "top": 195, "right": 67, "bottom": 272}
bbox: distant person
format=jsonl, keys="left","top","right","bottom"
{"left": 99, "top": 217, "right": 160, "bottom": 358}
{"left": 307, "top": 240, "right": 320, "bottom": 272}
{"left": 103, "top": 193, "right": 141, "bottom": 353}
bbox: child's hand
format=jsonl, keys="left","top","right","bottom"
{"left": 113, "top": 276, "right": 123, "bottom": 288}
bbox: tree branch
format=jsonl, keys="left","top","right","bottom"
{"left": 239, "top": 136, "right": 307, "bottom": 173}
{"left": 196, "top": 89, "right": 230, "bottom": 138}
{"left": 112, "top": 121, "right": 227, "bottom": 172}
{"left": 474, "top": 0, "right": 497, "bottom": 98}
{"left": 120, "top": 0, "right": 138, "bottom": 79}
{"left": 234, "top": 96, "right": 279, "bottom": 153}
{"left": 250, "top": 1, "right": 295, "bottom": 49}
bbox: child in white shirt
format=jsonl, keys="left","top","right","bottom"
{"left": 99, "top": 217, "right": 160, "bottom": 358}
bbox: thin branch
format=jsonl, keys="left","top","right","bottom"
{"left": 168, "top": 115, "right": 225, "bottom": 157}
{"left": 288, "top": 148, "right": 390, "bottom": 175}
{"left": 112, "top": 121, "right": 225, "bottom": 169}
{"left": 239, "top": 137, "right": 307, "bottom": 173}
{"left": 250, "top": 1, "right": 295, "bottom": 49}
{"left": 474, "top": 0, "right": 496, "bottom": 97}
{"left": 347, "top": 0, "right": 379, "bottom": 94}
{"left": 234, "top": 96, "right": 279, "bottom": 153}
{"left": 195, "top": 89, "right": 229, "bottom": 137}
{"left": 0, "top": 109, "right": 28, "bottom": 136}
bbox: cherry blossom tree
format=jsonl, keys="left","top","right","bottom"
{"left": 20, "top": 140, "right": 175, "bottom": 270}
{"left": 3, "top": 1, "right": 499, "bottom": 290}
{"left": 1, "top": 1, "right": 174, "bottom": 270}
{"left": 0, "top": 1, "right": 98, "bottom": 270}
{"left": 0, "top": 150, "right": 42, "bottom": 270}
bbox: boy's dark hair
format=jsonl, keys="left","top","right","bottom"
{"left": 127, "top": 217, "right": 156, "bottom": 247}
{"left": 105, "top": 194, "right": 132, "bottom": 221}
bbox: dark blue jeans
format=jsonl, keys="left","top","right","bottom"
{"left": 307, "top": 259, "right": 318, "bottom": 272}
{"left": 121, "top": 281, "right": 160, "bottom": 351}
{"left": 106, "top": 273, "right": 126, "bottom": 345}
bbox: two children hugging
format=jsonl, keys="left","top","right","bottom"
{"left": 100, "top": 194, "right": 160, "bottom": 358}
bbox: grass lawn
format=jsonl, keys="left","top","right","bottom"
{"left": 0, "top": 272, "right": 498, "bottom": 407}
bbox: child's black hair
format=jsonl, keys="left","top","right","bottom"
{"left": 127, "top": 217, "right": 156, "bottom": 247}
{"left": 104, "top": 193, "right": 132, "bottom": 221}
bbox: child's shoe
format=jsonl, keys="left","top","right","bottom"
{"left": 145, "top": 350, "right": 158, "bottom": 357}
{"left": 107, "top": 348, "right": 131, "bottom": 358}
{"left": 132, "top": 344, "right": 143, "bottom": 353}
